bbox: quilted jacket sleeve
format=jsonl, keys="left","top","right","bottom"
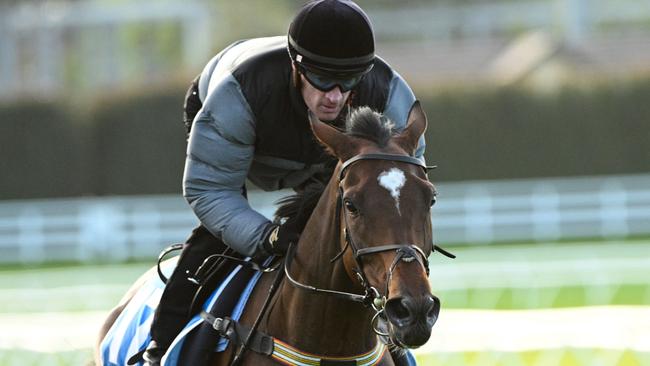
{"left": 183, "top": 73, "right": 273, "bottom": 257}
{"left": 383, "top": 70, "right": 426, "bottom": 162}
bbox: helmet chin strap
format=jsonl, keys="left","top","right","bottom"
{"left": 290, "top": 61, "right": 302, "bottom": 90}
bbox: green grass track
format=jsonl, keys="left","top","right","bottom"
{"left": 0, "top": 238, "right": 648, "bottom": 365}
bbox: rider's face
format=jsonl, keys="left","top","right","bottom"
{"left": 299, "top": 73, "right": 351, "bottom": 122}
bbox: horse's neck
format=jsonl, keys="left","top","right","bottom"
{"left": 269, "top": 183, "right": 377, "bottom": 354}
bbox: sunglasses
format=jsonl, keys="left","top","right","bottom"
{"left": 300, "top": 67, "right": 365, "bottom": 92}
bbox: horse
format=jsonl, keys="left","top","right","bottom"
{"left": 96, "top": 102, "right": 448, "bottom": 365}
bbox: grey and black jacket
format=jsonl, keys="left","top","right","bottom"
{"left": 185, "top": 36, "right": 424, "bottom": 257}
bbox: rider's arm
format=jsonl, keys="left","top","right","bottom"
{"left": 183, "top": 73, "right": 273, "bottom": 258}
{"left": 382, "top": 70, "right": 426, "bottom": 161}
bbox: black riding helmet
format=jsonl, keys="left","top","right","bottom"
{"left": 288, "top": 0, "right": 375, "bottom": 78}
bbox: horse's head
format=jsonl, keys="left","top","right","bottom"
{"left": 310, "top": 102, "right": 439, "bottom": 348}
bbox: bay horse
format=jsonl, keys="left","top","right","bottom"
{"left": 96, "top": 102, "right": 449, "bottom": 365}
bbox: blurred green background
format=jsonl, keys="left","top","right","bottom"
{"left": 1, "top": 0, "right": 649, "bottom": 365}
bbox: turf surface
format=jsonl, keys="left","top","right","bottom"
{"left": 1, "top": 239, "right": 648, "bottom": 365}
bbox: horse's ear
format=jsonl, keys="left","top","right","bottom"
{"left": 309, "top": 112, "right": 355, "bottom": 160}
{"left": 394, "top": 101, "right": 427, "bottom": 155}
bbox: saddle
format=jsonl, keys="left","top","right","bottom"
{"left": 178, "top": 250, "right": 417, "bottom": 366}
{"left": 112, "top": 244, "right": 416, "bottom": 366}
{"left": 162, "top": 246, "right": 282, "bottom": 365}
{"left": 177, "top": 250, "right": 275, "bottom": 365}
{"left": 114, "top": 245, "right": 278, "bottom": 366}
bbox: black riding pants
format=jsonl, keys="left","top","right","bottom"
{"left": 150, "top": 74, "right": 225, "bottom": 349}
{"left": 150, "top": 225, "right": 228, "bottom": 349}
{"left": 151, "top": 73, "right": 276, "bottom": 351}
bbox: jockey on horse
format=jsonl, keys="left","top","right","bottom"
{"left": 143, "top": 1, "right": 426, "bottom": 365}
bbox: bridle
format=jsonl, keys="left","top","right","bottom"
{"left": 284, "top": 152, "right": 455, "bottom": 333}
{"left": 194, "top": 152, "right": 456, "bottom": 366}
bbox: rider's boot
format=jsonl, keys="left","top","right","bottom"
{"left": 142, "top": 340, "right": 165, "bottom": 366}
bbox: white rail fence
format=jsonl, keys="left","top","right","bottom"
{"left": 1, "top": 174, "right": 649, "bottom": 264}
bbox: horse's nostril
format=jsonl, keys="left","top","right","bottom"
{"left": 386, "top": 295, "right": 441, "bottom": 328}
{"left": 394, "top": 300, "right": 410, "bottom": 319}
{"left": 427, "top": 306, "right": 436, "bottom": 318}
{"left": 427, "top": 295, "right": 441, "bottom": 322}
{"left": 385, "top": 297, "right": 413, "bottom": 326}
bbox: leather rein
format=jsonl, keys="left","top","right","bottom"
{"left": 284, "top": 153, "right": 455, "bottom": 316}
{"left": 196, "top": 153, "right": 455, "bottom": 365}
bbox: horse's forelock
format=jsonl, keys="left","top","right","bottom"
{"left": 345, "top": 107, "right": 395, "bottom": 147}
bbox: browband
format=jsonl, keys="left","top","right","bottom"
{"left": 339, "top": 153, "right": 432, "bottom": 180}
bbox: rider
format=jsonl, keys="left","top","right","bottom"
{"left": 143, "top": 0, "right": 425, "bottom": 365}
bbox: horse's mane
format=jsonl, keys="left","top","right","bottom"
{"left": 274, "top": 180, "right": 326, "bottom": 233}
{"left": 274, "top": 107, "right": 395, "bottom": 233}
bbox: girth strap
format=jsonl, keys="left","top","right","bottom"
{"left": 200, "top": 311, "right": 387, "bottom": 365}
{"left": 201, "top": 311, "right": 274, "bottom": 356}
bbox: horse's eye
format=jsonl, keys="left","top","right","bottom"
{"left": 344, "top": 199, "right": 358, "bottom": 214}
{"left": 430, "top": 195, "right": 437, "bottom": 207}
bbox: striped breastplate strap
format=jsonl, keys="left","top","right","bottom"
{"left": 271, "top": 338, "right": 387, "bottom": 366}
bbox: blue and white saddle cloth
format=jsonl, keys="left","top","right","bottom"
{"left": 99, "top": 259, "right": 418, "bottom": 366}
{"left": 99, "top": 259, "right": 263, "bottom": 366}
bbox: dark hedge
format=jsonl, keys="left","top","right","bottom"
{"left": 1, "top": 80, "right": 648, "bottom": 199}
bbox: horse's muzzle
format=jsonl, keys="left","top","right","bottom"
{"left": 384, "top": 294, "right": 440, "bottom": 347}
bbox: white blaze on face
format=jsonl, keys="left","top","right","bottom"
{"left": 378, "top": 168, "right": 406, "bottom": 214}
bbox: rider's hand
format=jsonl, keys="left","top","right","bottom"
{"left": 262, "top": 223, "right": 299, "bottom": 256}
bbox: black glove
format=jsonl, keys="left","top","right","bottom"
{"left": 262, "top": 223, "right": 300, "bottom": 256}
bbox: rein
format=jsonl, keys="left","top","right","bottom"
{"left": 285, "top": 153, "right": 455, "bottom": 313}
{"left": 198, "top": 152, "right": 455, "bottom": 364}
